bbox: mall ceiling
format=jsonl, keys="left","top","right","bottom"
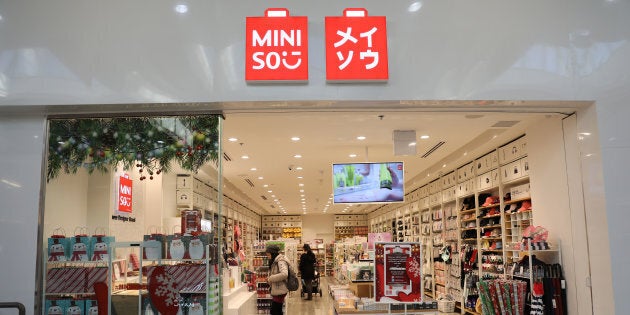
{"left": 219, "top": 110, "right": 554, "bottom": 216}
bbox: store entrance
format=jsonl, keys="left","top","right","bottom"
{"left": 39, "top": 106, "right": 598, "bottom": 314}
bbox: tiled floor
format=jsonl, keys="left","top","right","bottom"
{"left": 284, "top": 277, "right": 461, "bottom": 315}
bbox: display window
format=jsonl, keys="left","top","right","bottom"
{"left": 42, "top": 115, "right": 234, "bottom": 314}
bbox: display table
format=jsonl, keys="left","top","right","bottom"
{"left": 223, "top": 283, "right": 256, "bottom": 315}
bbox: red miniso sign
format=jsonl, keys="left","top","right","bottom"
{"left": 325, "top": 8, "right": 389, "bottom": 81}
{"left": 118, "top": 175, "right": 132, "bottom": 213}
{"left": 245, "top": 8, "right": 309, "bottom": 82}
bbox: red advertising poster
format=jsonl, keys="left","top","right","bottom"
{"left": 374, "top": 242, "right": 422, "bottom": 303}
{"left": 117, "top": 175, "right": 132, "bottom": 213}
{"left": 325, "top": 8, "right": 389, "bottom": 81}
{"left": 245, "top": 8, "right": 308, "bottom": 82}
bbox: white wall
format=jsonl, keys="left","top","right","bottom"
{"left": 301, "top": 214, "right": 335, "bottom": 244}
{"left": 2, "top": 0, "right": 630, "bottom": 313}
{"left": 44, "top": 169, "right": 89, "bottom": 237}
{"left": 0, "top": 116, "right": 46, "bottom": 314}
{"left": 527, "top": 115, "right": 592, "bottom": 314}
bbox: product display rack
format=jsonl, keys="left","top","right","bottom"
{"left": 260, "top": 215, "right": 302, "bottom": 241}
{"left": 325, "top": 243, "right": 335, "bottom": 276}
{"left": 137, "top": 241, "right": 219, "bottom": 315}
{"left": 253, "top": 249, "right": 271, "bottom": 315}
{"left": 334, "top": 214, "right": 368, "bottom": 241}
{"left": 369, "top": 135, "right": 542, "bottom": 315}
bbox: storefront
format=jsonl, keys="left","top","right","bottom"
{"left": 0, "top": 1, "right": 628, "bottom": 314}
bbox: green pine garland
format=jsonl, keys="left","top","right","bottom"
{"left": 47, "top": 116, "right": 220, "bottom": 181}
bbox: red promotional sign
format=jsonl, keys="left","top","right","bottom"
{"left": 245, "top": 8, "right": 308, "bottom": 82}
{"left": 325, "top": 8, "right": 389, "bottom": 81}
{"left": 118, "top": 175, "right": 132, "bottom": 213}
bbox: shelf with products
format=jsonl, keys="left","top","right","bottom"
{"left": 325, "top": 243, "right": 335, "bottom": 276}
{"left": 255, "top": 265, "right": 271, "bottom": 314}
{"left": 261, "top": 215, "right": 302, "bottom": 241}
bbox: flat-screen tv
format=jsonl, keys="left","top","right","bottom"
{"left": 332, "top": 162, "right": 404, "bottom": 204}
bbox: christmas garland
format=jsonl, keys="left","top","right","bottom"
{"left": 47, "top": 116, "right": 220, "bottom": 181}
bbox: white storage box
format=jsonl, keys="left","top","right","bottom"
{"left": 510, "top": 183, "right": 531, "bottom": 200}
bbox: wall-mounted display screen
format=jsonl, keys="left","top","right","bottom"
{"left": 332, "top": 162, "right": 404, "bottom": 204}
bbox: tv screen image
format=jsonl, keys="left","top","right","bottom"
{"left": 332, "top": 162, "right": 404, "bottom": 204}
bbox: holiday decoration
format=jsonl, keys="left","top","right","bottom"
{"left": 47, "top": 116, "right": 220, "bottom": 181}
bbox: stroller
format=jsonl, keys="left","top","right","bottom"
{"left": 300, "top": 270, "right": 323, "bottom": 297}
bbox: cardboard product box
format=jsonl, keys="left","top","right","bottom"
{"left": 349, "top": 282, "right": 374, "bottom": 298}
{"left": 336, "top": 298, "right": 357, "bottom": 310}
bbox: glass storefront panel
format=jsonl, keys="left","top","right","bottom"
{"left": 42, "top": 115, "right": 225, "bottom": 314}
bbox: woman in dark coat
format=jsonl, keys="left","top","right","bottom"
{"left": 299, "top": 243, "right": 317, "bottom": 300}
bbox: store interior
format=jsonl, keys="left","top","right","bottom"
{"left": 41, "top": 109, "right": 587, "bottom": 314}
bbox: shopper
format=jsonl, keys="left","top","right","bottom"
{"left": 299, "top": 243, "right": 317, "bottom": 300}
{"left": 266, "top": 244, "right": 289, "bottom": 315}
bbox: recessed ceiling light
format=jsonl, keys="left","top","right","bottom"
{"left": 301, "top": 194, "right": 305, "bottom": 197}
{"left": 349, "top": 154, "right": 357, "bottom": 158}
{"left": 296, "top": 166, "right": 303, "bottom": 170}
{"left": 250, "top": 167, "right": 257, "bottom": 171}
{"left": 408, "top": 1, "right": 422, "bottom": 12}
{"left": 258, "top": 176, "right": 263, "bottom": 180}
{"left": 241, "top": 155, "right": 249, "bottom": 159}
{"left": 297, "top": 176, "right": 303, "bottom": 179}
{"left": 228, "top": 137, "right": 238, "bottom": 142}
{"left": 357, "top": 136, "right": 366, "bottom": 140}
{"left": 420, "top": 135, "right": 429, "bottom": 139}
{"left": 174, "top": 4, "right": 188, "bottom": 14}
{"left": 408, "top": 142, "right": 417, "bottom": 147}
{"left": 442, "top": 164, "right": 446, "bottom": 168}
{"left": 300, "top": 190, "right": 305, "bottom": 193}
{"left": 263, "top": 184, "right": 269, "bottom": 188}
{"left": 299, "top": 183, "right": 304, "bottom": 187}
{"left": 271, "top": 195, "right": 276, "bottom": 198}
{"left": 463, "top": 152, "right": 468, "bottom": 156}
{"left": 579, "top": 132, "right": 591, "bottom": 136}
{"left": 294, "top": 154, "right": 302, "bottom": 158}
{"left": 267, "top": 190, "right": 272, "bottom": 193}
{"left": 291, "top": 136, "right": 300, "bottom": 141}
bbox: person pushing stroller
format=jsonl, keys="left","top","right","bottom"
{"left": 299, "top": 243, "right": 317, "bottom": 300}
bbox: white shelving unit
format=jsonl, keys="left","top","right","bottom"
{"left": 368, "top": 135, "right": 544, "bottom": 315}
